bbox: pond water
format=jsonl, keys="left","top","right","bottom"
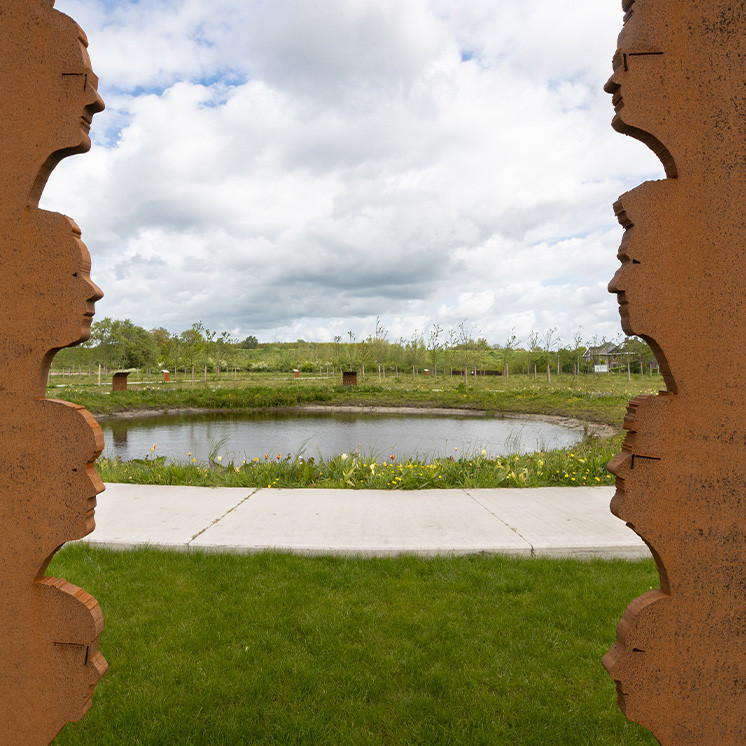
{"left": 100, "top": 410, "right": 582, "bottom": 463}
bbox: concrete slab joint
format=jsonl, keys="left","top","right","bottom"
{"left": 87, "top": 484, "right": 644, "bottom": 560}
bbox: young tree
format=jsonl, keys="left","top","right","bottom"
{"left": 500, "top": 328, "right": 518, "bottom": 379}
{"left": 444, "top": 328, "right": 458, "bottom": 377}
{"left": 527, "top": 330, "right": 540, "bottom": 378}
{"left": 572, "top": 328, "right": 584, "bottom": 376}
{"left": 202, "top": 326, "right": 216, "bottom": 382}
{"left": 117, "top": 320, "right": 158, "bottom": 370}
{"left": 90, "top": 318, "right": 157, "bottom": 372}
{"left": 372, "top": 317, "right": 388, "bottom": 382}
{"left": 180, "top": 322, "right": 205, "bottom": 385}
{"left": 475, "top": 337, "right": 490, "bottom": 375}
{"left": 151, "top": 327, "right": 172, "bottom": 366}
{"left": 458, "top": 319, "right": 472, "bottom": 386}
{"left": 427, "top": 324, "right": 442, "bottom": 381}
{"left": 358, "top": 336, "right": 375, "bottom": 381}
{"left": 215, "top": 331, "right": 234, "bottom": 379}
{"left": 543, "top": 327, "right": 557, "bottom": 383}
{"left": 346, "top": 330, "right": 357, "bottom": 370}
{"left": 405, "top": 330, "right": 425, "bottom": 380}
{"left": 89, "top": 317, "right": 115, "bottom": 375}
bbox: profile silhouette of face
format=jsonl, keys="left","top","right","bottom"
{"left": 0, "top": 399, "right": 104, "bottom": 581}
{"left": 603, "top": 0, "right": 678, "bottom": 176}
{"left": 56, "top": 17, "right": 105, "bottom": 155}
{"left": 34, "top": 577, "right": 107, "bottom": 739}
{"left": 0, "top": 211, "right": 103, "bottom": 353}
{"left": 0, "top": 2, "right": 105, "bottom": 209}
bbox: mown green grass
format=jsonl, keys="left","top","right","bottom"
{"left": 98, "top": 434, "right": 623, "bottom": 489}
{"left": 50, "top": 373, "right": 661, "bottom": 425}
{"left": 51, "top": 546, "right": 657, "bottom": 745}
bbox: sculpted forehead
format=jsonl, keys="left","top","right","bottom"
{"left": 0, "top": 2, "right": 86, "bottom": 65}
{"left": 2, "top": 4, "right": 96, "bottom": 113}
{"left": 615, "top": 1, "right": 746, "bottom": 61}
{"left": 615, "top": 0, "right": 674, "bottom": 54}
{"left": 0, "top": 3, "right": 90, "bottom": 131}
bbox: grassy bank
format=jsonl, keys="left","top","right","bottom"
{"left": 98, "top": 433, "right": 622, "bottom": 489}
{"left": 52, "top": 545, "right": 656, "bottom": 745}
{"left": 50, "top": 372, "right": 662, "bottom": 425}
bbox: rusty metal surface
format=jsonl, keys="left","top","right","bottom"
{"left": 603, "top": 1, "right": 745, "bottom": 743}
{"left": 0, "top": 1, "right": 106, "bottom": 742}
{"left": 112, "top": 372, "right": 130, "bottom": 391}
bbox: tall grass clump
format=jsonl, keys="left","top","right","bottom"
{"left": 97, "top": 434, "right": 622, "bottom": 490}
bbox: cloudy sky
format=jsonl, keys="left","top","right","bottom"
{"left": 46, "top": 0, "right": 664, "bottom": 346}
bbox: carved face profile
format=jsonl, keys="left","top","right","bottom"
{"left": 34, "top": 577, "right": 107, "bottom": 739}
{"left": 606, "top": 182, "right": 669, "bottom": 338}
{"left": 53, "top": 215, "right": 104, "bottom": 346}
{"left": 0, "top": 1, "right": 105, "bottom": 209}
{"left": 0, "top": 400, "right": 104, "bottom": 580}
{"left": 55, "top": 17, "right": 106, "bottom": 155}
{"left": 603, "top": 0, "right": 678, "bottom": 176}
{"left": 603, "top": 589, "right": 676, "bottom": 743}
{"left": 0, "top": 211, "right": 103, "bottom": 395}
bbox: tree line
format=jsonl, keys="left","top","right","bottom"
{"left": 51, "top": 316, "right": 658, "bottom": 381}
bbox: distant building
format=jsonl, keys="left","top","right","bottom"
{"left": 582, "top": 344, "right": 659, "bottom": 373}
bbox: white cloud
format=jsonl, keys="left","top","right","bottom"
{"left": 44, "top": 0, "right": 664, "bottom": 345}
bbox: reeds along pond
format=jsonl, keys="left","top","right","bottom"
{"left": 96, "top": 433, "right": 621, "bottom": 490}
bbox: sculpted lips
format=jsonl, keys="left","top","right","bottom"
{"left": 615, "top": 292, "right": 631, "bottom": 326}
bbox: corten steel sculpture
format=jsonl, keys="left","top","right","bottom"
{"left": 0, "top": 1, "right": 107, "bottom": 742}
{"left": 602, "top": 1, "right": 745, "bottom": 743}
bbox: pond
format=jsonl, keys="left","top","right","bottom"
{"left": 100, "top": 410, "right": 583, "bottom": 464}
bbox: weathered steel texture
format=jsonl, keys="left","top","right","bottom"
{"left": 603, "top": 1, "right": 745, "bottom": 743}
{"left": 0, "top": 1, "right": 106, "bottom": 742}
{"left": 112, "top": 371, "right": 130, "bottom": 391}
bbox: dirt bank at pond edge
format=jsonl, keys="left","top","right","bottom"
{"left": 94, "top": 404, "right": 619, "bottom": 439}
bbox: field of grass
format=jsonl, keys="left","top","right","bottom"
{"left": 52, "top": 545, "right": 657, "bottom": 745}
{"left": 49, "top": 371, "right": 663, "bottom": 425}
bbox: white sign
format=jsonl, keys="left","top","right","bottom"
{"left": 595, "top": 364, "right": 609, "bottom": 373}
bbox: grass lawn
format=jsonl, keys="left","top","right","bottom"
{"left": 51, "top": 546, "right": 657, "bottom": 745}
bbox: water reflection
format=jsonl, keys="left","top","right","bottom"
{"left": 111, "top": 428, "right": 128, "bottom": 446}
{"left": 101, "top": 411, "right": 582, "bottom": 464}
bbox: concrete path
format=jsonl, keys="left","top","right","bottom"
{"left": 77, "top": 484, "right": 651, "bottom": 560}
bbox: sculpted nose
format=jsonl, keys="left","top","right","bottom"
{"left": 85, "top": 72, "right": 105, "bottom": 114}
{"left": 607, "top": 451, "right": 628, "bottom": 479}
{"left": 608, "top": 264, "right": 627, "bottom": 293}
{"left": 604, "top": 49, "right": 624, "bottom": 94}
{"left": 85, "top": 275, "right": 103, "bottom": 304}
{"left": 86, "top": 87, "right": 105, "bottom": 115}
{"left": 604, "top": 74, "right": 620, "bottom": 95}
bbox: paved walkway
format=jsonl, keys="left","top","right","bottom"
{"left": 77, "top": 484, "right": 650, "bottom": 560}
